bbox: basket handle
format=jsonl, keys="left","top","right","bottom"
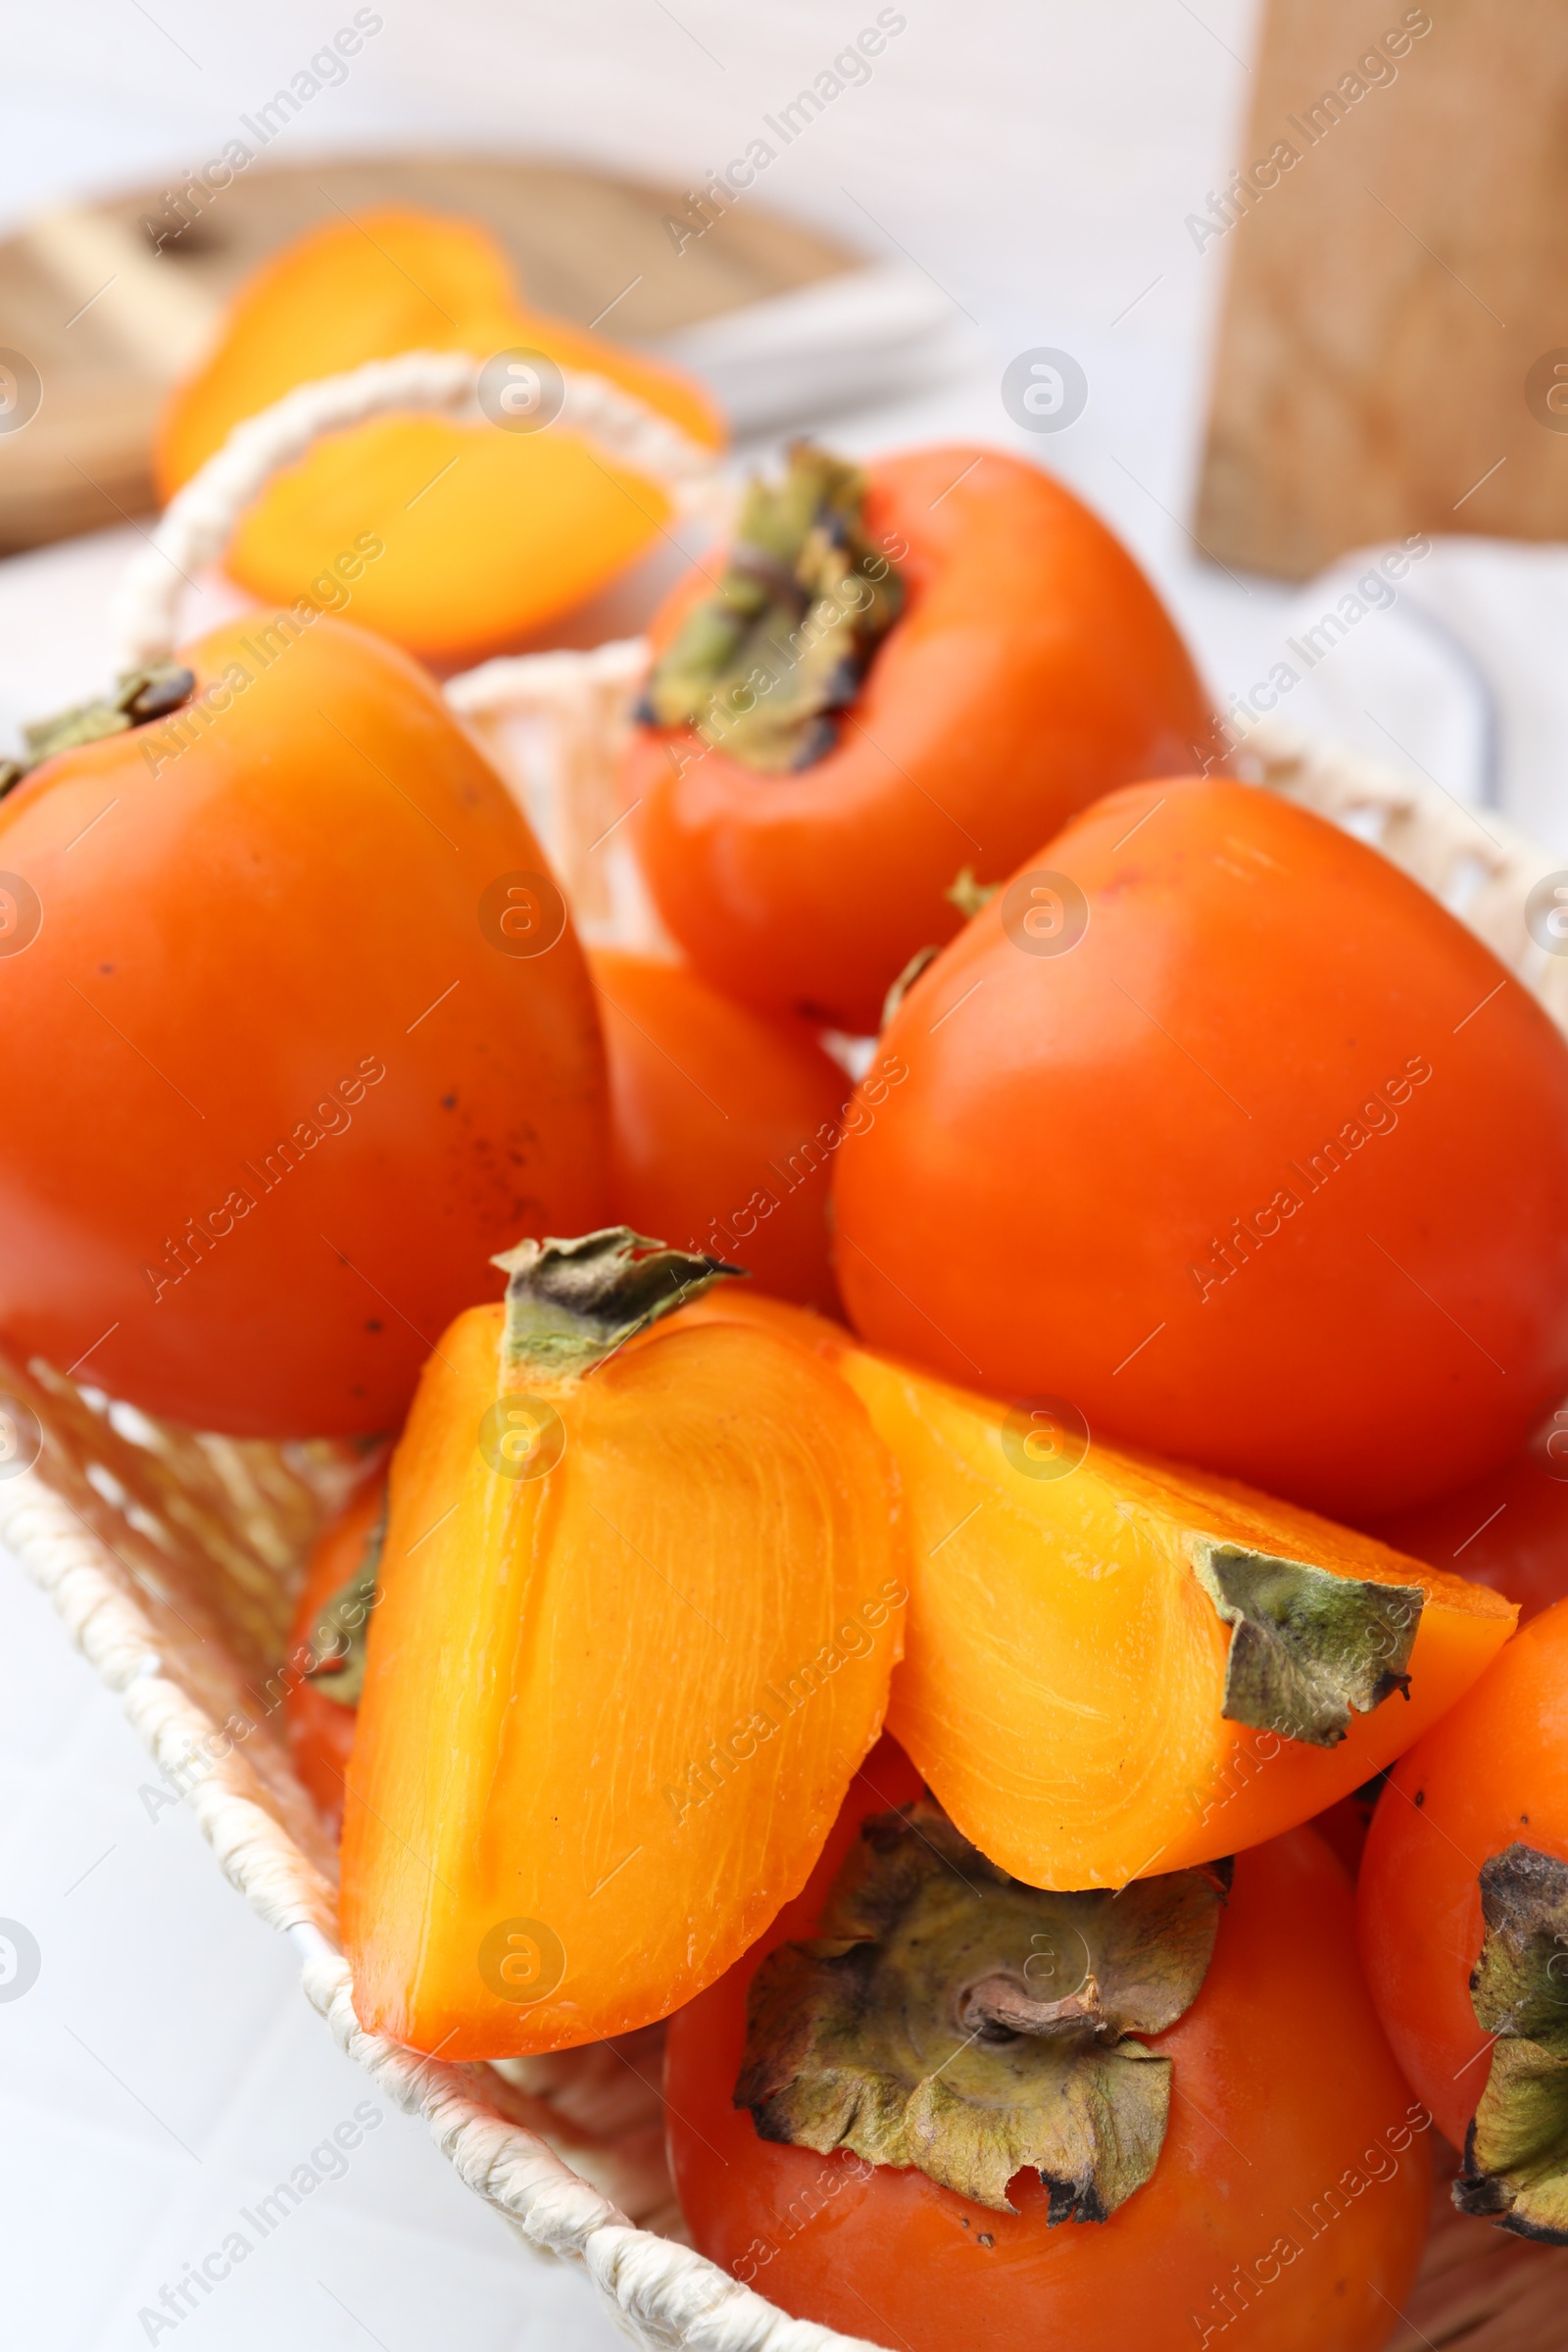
{"left": 109, "top": 347, "right": 726, "bottom": 673}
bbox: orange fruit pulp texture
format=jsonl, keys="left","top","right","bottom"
{"left": 670, "top": 1291, "right": 1516, "bottom": 1887}
{"left": 340, "top": 1294, "right": 906, "bottom": 2056}
{"left": 155, "top": 208, "right": 725, "bottom": 666}
{"left": 588, "top": 949, "right": 850, "bottom": 1315}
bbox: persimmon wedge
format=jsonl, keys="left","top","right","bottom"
{"left": 832, "top": 1350, "right": 1515, "bottom": 1888}
{"left": 156, "top": 208, "right": 724, "bottom": 665}
{"left": 341, "top": 1231, "right": 906, "bottom": 2056}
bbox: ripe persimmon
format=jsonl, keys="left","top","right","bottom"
{"left": 589, "top": 950, "right": 851, "bottom": 1314}
{"left": 835, "top": 777, "right": 1568, "bottom": 1516}
{"left": 155, "top": 208, "right": 724, "bottom": 666}
{"left": 831, "top": 1346, "right": 1513, "bottom": 1888}
{"left": 1367, "top": 1403, "right": 1568, "bottom": 1623}
{"left": 666, "top": 1745, "right": 1432, "bottom": 2352}
{"left": 1358, "top": 1601, "right": 1568, "bottom": 2241}
{"left": 627, "top": 443, "right": 1208, "bottom": 1032}
{"left": 669, "top": 1291, "right": 1514, "bottom": 1884}
{"left": 341, "top": 1231, "right": 906, "bottom": 2056}
{"left": 0, "top": 612, "right": 609, "bottom": 1434}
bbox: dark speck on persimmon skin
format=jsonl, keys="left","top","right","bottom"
{"left": 441, "top": 1093, "right": 457, "bottom": 1108}
{"left": 365, "top": 1319, "right": 382, "bottom": 1333}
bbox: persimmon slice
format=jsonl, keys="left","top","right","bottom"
{"left": 155, "top": 208, "right": 724, "bottom": 663}
{"left": 341, "top": 1232, "right": 906, "bottom": 2056}
{"left": 833, "top": 1349, "right": 1515, "bottom": 1888}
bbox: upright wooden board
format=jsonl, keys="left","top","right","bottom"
{"left": 0, "top": 154, "right": 853, "bottom": 554}
{"left": 1195, "top": 0, "right": 1568, "bottom": 579}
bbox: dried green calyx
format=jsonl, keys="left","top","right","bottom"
{"left": 1456, "top": 1843, "right": 1568, "bottom": 2242}
{"left": 301, "top": 1496, "right": 385, "bottom": 1709}
{"left": 639, "top": 441, "right": 903, "bottom": 772}
{"left": 1190, "top": 1541, "right": 1423, "bottom": 1748}
{"left": 879, "top": 944, "right": 940, "bottom": 1032}
{"left": 0, "top": 665, "right": 195, "bottom": 799}
{"left": 737, "top": 1800, "right": 1228, "bottom": 2218}
{"left": 945, "top": 866, "right": 1000, "bottom": 920}
{"left": 491, "top": 1227, "right": 743, "bottom": 1380}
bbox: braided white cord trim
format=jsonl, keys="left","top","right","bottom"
{"left": 0, "top": 1466, "right": 337, "bottom": 1941}
{"left": 109, "top": 348, "right": 726, "bottom": 673}
{"left": 292, "top": 1932, "right": 872, "bottom": 2350}
{"left": 445, "top": 634, "right": 652, "bottom": 721}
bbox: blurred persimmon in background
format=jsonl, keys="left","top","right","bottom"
{"left": 155, "top": 208, "right": 724, "bottom": 665}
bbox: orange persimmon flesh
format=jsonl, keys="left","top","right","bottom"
{"left": 836, "top": 1351, "right": 1514, "bottom": 1888}
{"left": 156, "top": 208, "right": 725, "bottom": 665}
{"left": 341, "top": 1299, "right": 906, "bottom": 2056}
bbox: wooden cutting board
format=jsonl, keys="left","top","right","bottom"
{"left": 0, "top": 154, "right": 854, "bottom": 555}
{"left": 1195, "top": 0, "right": 1568, "bottom": 578}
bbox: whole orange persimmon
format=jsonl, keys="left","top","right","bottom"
{"left": 1367, "top": 1401, "right": 1568, "bottom": 1623}
{"left": 834, "top": 778, "right": 1568, "bottom": 1517}
{"left": 667, "top": 1741, "right": 1432, "bottom": 2352}
{"left": 1357, "top": 1601, "right": 1568, "bottom": 2240}
{"left": 627, "top": 444, "right": 1208, "bottom": 1033}
{"left": 589, "top": 949, "right": 851, "bottom": 1313}
{"left": 0, "top": 613, "right": 609, "bottom": 1434}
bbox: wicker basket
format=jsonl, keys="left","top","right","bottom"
{"left": 7, "top": 366, "right": 1568, "bottom": 2346}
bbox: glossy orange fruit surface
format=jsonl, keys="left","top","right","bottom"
{"left": 835, "top": 778, "right": 1568, "bottom": 1517}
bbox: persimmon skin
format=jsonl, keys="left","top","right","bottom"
{"left": 1358, "top": 1602, "right": 1568, "bottom": 2149}
{"left": 155, "top": 209, "right": 724, "bottom": 666}
{"left": 589, "top": 951, "right": 849, "bottom": 1314}
{"left": 667, "top": 1754, "right": 1431, "bottom": 2352}
{"left": 1367, "top": 1414, "right": 1568, "bottom": 1623}
{"left": 835, "top": 777, "right": 1568, "bottom": 1517}
{"left": 282, "top": 1480, "right": 384, "bottom": 1837}
{"left": 629, "top": 446, "right": 1209, "bottom": 1033}
{"left": 342, "top": 1306, "right": 906, "bottom": 2056}
{"left": 0, "top": 612, "right": 609, "bottom": 1436}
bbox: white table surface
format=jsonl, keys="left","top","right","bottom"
{"left": 2, "top": 7, "right": 1556, "bottom": 2347}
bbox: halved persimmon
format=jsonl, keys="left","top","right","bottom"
{"left": 663, "top": 1300, "right": 1514, "bottom": 1886}
{"left": 155, "top": 208, "right": 724, "bottom": 665}
{"left": 833, "top": 1350, "right": 1515, "bottom": 1887}
{"left": 341, "top": 1232, "right": 906, "bottom": 2056}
